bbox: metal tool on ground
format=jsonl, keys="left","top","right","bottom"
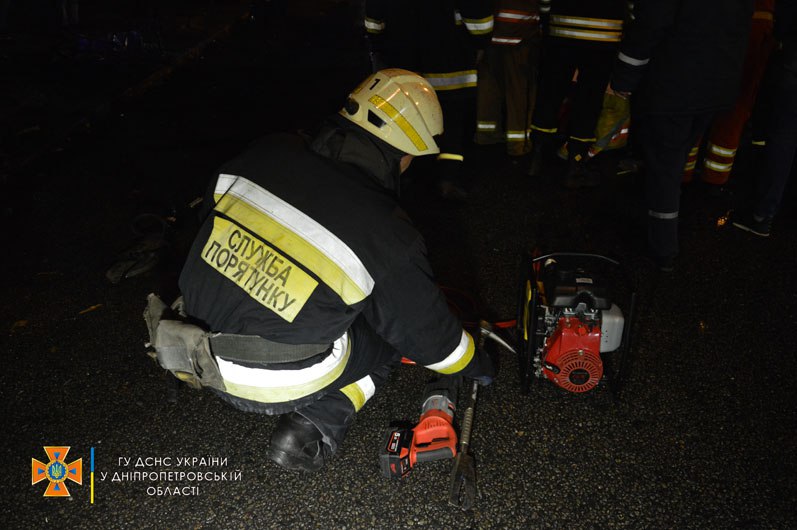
{"left": 448, "top": 377, "right": 479, "bottom": 511}
{"left": 379, "top": 376, "right": 460, "bottom": 479}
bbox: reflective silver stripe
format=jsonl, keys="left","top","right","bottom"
{"left": 648, "top": 210, "right": 679, "bottom": 220}
{"left": 477, "top": 121, "right": 497, "bottom": 131}
{"left": 551, "top": 15, "right": 623, "bottom": 30}
{"left": 549, "top": 26, "right": 621, "bottom": 42}
{"left": 423, "top": 70, "right": 478, "bottom": 90}
{"left": 356, "top": 375, "right": 376, "bottom": 401}
{"left": 425, "top": 330, "right": 472, "bottom": 372}
{"left": 461, "top": 14, "right": 494, "bottom": 35}
{"left": 708, "top": 143, "right": 737, "bottom": 157}
{"left": 340, "top": 375, "right": 376, "bottom": 411}
{"left": 217, "top": 331, "right": 350, "bottom": 401}
{"left": 215, "top": 174, "right": 375, "bottom": 300}
{"left": 364, "top": 17, "right": 384, "bottom": 33}
{"left": 705, "top": 159, "right": 733, "bottom": 172}
{"left": 683, "top": 161, "right": 696, "bottom": 171}
{"left": 506, "top": 130, "right": 528, "bottom": 140}
{"left": 618, "top": 51, "right": 650, "bottom": 66}
{"left": 496, "top": 11, "right": 534, "bottom": 22}
{"left": 492, "top": 36, "right": 522, "bottom": 44}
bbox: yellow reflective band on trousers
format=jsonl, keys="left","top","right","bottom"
{"left": 708, "top": 143, "right": 737, "bottom": 157}
{"left": 463, "top": 15, "right": 494, "bottom": 35}
{"left": 531, "top": 124, "right": 558, "bottom": 134}
{"left": 202, "top": 216, "right": 318, "bottom": 322}
{"left": 423, "top": 70, "right": 478, "bottom": 91}
{"left": 369, "top": 94, "right": 428, "bottom": 152}
{"left": 438, "top": 153, "right": 465, "bottom": 162}
{"left": 212, "top": 175, "right": 374, "bottom": 307}
{"left": 340, "top": 375, "right": 376, "bottom": 412}
{"left": 425, "top": 330, "right": 475, "bottom": 375}
{"left": 218, "top": 333, "right": 351, "bottom": 403}
{"left": 705, "top": 159, "right": 733, "bottom": 172}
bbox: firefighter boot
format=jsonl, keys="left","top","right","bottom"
{"left": 268, "top": 391, "right": 356, "bottom": 472}
{"left": 268, "top": 412, "right": 330, "bottom": 473}
{"left": 563, "top": 154, "right": 600, "bottom": 189}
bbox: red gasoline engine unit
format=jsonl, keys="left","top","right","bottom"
{"left": 517, "top": 252, "right": 637, "bottom": 394}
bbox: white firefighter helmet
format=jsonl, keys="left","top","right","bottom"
{"left": 340, "top": 68, "right": 443, "bottom": 156}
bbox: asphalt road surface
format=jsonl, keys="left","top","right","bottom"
{"left": 3, "top": 5, "right": 796, "bottom": 529}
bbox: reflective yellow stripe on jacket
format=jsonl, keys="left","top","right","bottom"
{"left": 549, "top": 15, "right": 623, "bottom": 42}
{"left": 424, "top": 330, "right": 475, "bottom": 375}
{"left": 213, "top": 174, "right": 375, "bottom": 307}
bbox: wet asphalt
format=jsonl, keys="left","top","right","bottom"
{"left": 2, "top": 6, "right": 796, "bottom": 530}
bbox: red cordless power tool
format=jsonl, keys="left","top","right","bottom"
{"left": 380, "top": 376, "right": 460, "bottom": 478}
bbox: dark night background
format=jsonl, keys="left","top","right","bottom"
{"left": 1, "top": 1, "right": 795, "bottom": 528}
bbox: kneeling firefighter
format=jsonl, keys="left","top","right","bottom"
{"left": 144, "top": 69, "right": 495, "bottom": 473}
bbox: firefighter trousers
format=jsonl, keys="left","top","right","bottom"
{"left": 530, "top": 38, "right": 616, "bottom": 160}
{"left": 212, "top": 315, "right": 402, "bottom": 454}
{"left": 751, "top": 56, "right": 797, "bottom": 219}
{"left": 683, "top": 16, "right": 775, "bottom": 184}
{"left": 475, "top": 40, "right": 540, "bottom": 156}
{"left": 639, "top": 111, "right": 715, "bottom": 259}
{"left": 436, "top": 87, "right": 478, "bottom": 184}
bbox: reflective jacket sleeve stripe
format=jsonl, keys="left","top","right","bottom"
{"left": 425, "top": 330, "right": 475, "bottom": 374}
{"left": 550, "top": 15, "right": 623, "bottom": 30}
{"left": 496, "top": 11, "right": 535, "bottom": 23}
{"left": 549, "top": 26, "right": 622, "bottom": 42}
{"left": 611, "top": 0, "right": 680, "bottom": 93}
{"left": 214, "top": 174, "right": 374, "bottom": 305}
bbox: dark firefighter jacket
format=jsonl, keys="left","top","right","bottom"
{"left": 491, "top": 0, "right": 540, "bottom": 46}
{"left": 178, "top": 117, "right": 489, "bottom": 390}
{"left": 540, "top": 0, "right": 628, "bottom": 44}
{"left": 612, "top": 0, "right": 754, "bottom": 114}
{"left": 365, "top": 0, "right": 493, "bottom": 90}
